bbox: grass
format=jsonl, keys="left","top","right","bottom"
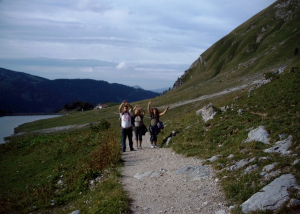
{"left": 14, "top": 107, "right": 120, "bottom": 133}
{"left": 0, "top": 121, "right": 130, "bottom": 214}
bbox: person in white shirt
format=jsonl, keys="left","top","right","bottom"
{"left": 119, "top": 100, "right": 135, "bottom": 152}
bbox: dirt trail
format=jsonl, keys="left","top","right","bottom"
{"left": 121, "top": 132, "right": 230, "bottom": 214}
{"left": 158, "top": 77, "right": 264, "bottom": 110}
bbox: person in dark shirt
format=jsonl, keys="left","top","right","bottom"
{"left": 147, "top": 100, "right": 169, "bottom": 148}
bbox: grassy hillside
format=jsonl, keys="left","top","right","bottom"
{"left": 158, "top": 66, "right": 300, "bottom": 213}
{"left": 169, "top": 0, "right": 300, "bottom": 108}
{"left": 0, "top": 121, "right": 130, "bottom": 214}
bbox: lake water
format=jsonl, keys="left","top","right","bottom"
{"left": 0, "top": 115, "right": 61, "bottom": 144}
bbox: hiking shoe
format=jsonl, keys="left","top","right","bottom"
{"left": 139, "top": 146, "right": 142, "bottom": 149}
{"left": 151, "top": 145, "right": 154, "bottom": 148}
{"left": 154, "top": 145, "right": 158, "bottom": 148}
{"left": 130, "top": 148, "right": 136, "bottom": 151}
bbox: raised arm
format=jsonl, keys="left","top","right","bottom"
{"left": 147, "top": 100, "right": 152, "bottom": 114}
{"left": 127, "top": 103, "right": 134, "bottom": 113}
{"left": 118, "top": 101, "right": 125, "bottom": 113}
{"left": 159, "top": 106, "right": 170, "bottom": 117}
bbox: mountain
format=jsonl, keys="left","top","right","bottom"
{"left": 132, "top": 85, "right": 171, "bottom": 94}
{"left": 0, "top": 68, "right": 159, "bottom": 113}
{"left": 172, "top": 0, "right": 300, "bottom": 96}
{"left": 132, "top": 85, "right": 143, "bottom": 90}
{"left": 151, "top": 87, "right": 171, "bottom": 94}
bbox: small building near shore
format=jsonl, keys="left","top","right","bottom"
{"left": 94, "top": 104, "right": 108, "bottom": 109}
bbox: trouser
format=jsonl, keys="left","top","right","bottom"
{"left": 150, "top": 125, "right": 159, "bottom": 142}
{"left": 134, "top": 126, "right": 143, "bottom": 141}
{"left": 121, "top": 127, "right": 133, "bottom": 151}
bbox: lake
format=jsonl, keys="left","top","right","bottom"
{"left": 0, "top": 115, "right": 61, "bottom": 144}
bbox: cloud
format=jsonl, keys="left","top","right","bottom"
{"left": 0, "top": 57, "right": 117, "bottom": 68}
{"left": 0, "top": 0, "right": 277, "bottom": 90}
{"left": 116, "top": 62, "right": 127, "bottom": 70}
{"left": 74, "top": 0, "right": 112, "bottom": 13}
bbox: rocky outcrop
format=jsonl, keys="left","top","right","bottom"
{"left": 264, "top": 135, "right": 293, "bottom": 156}
{"left": 172, "top": 55, "right": 205, "bottom": 89}
{"left": 189, "top": 55, "right": 205, "bottom": 69}
{"left": 240, "top": 174, "right": 299, "bottom": 213}
{"left": 172, "top": 69, "right": 190, "bottom": 89}
{"left": 196, "top": 103, "right": 217, "bottom": 122}
{"left": 173, "top": 76, "right": 185, "bottom": 89}
{"left": 243, "top": 126, "right": 270, "bottom": 144}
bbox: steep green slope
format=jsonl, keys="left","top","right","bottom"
{"left": 167, "top": 0, "right": 300, "bottom": 107}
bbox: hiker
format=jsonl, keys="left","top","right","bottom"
{"left": 147, "top": 100, "right": 169, "bottom": 148}
{"left": 132, "top": 105, "right": 145, "bottom": 149}
{"left": 119, "top": 100, "right": 135, "bottom": 152}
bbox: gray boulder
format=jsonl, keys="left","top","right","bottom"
{"left": 227, "top": 154, "right": 234, "bottom": 159}
{"left": 220, "top": 106, "right": 230, "bottom": 112}
{"left": 196, "top": 103, "right": 217, "bottom": 122}
{"left": 240, "top": 174, "right": 299, "bottom": 213}
{"left": 166, "top": 137, "right": 172, "bottom": 146}
{"left": 262, "top": 163, "right": 277, "bottom": 172}
{"left": 261, "top": 170, "right": 281, "bottom": 181}
{"left": 207, "top": 155, "right": 221, "bottom": 162}
{"left": 244, "top": 126, "right": 269, "bottom": 144}
{"left": 237, "top": 108, "right": 244, "bottom": 115}
{"left": 175, "top": 166, "right": 212, "bottom": 181}
{"left": 227, "top": 158, "right": 256, "bottom": 171}
{"left": 244, "top": 164, "right": 258, "bottom": 174}
{"left": 264, "top": 135, "right": 293, "bottom": 156}
{"left": 293, "top": 159, "right": 300, "bottom": 165}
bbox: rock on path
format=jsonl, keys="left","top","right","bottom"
{"left": 121, "top": 132, "right": 229, "bottom": 214}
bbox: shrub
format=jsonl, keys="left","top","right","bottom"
{"left": 90, "top": 119, "right": 111, "bottom": 132}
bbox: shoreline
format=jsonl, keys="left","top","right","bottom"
{"left": 1, "top": 113, "right": 63, "bottom": 116}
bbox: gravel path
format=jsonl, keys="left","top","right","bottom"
{"left": 121, "top": 132, "right": 230, "bottom": 214}
{"left": 158, "top": 77, "right": 264, "bottom": 110}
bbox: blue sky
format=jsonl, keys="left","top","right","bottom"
{"left": 0, "top": 0, "right": 276, "bottom": 90}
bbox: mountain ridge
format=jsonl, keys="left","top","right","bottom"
{"left": 172, "top": 0, "right": 300, "bottom": 92}
{"left": 0, "top": 67, "right": 159, "bottom": 113}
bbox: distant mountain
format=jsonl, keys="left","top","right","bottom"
{"left": 132, "top": 85, "right": 171, "bottom": 94}
{"left": 132, "top": 85, "right": 143, "bottom": 89}
{"left": 151, "top": 87, "right": 171, "bottom": 94}
{"left": 0, "top": 68, "right": 159, "bottom": 113}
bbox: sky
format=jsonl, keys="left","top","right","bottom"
{"left": 0, "top": 0, "right": 276, "bottom": 90}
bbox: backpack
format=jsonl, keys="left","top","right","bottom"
{"left": 131, "top": 115, "right": 136, "bottom": 127}
{"left": 157, "top": 120, "right": 164, "bottom": 129}
{"left": 141, "top": 124, "right": 148, "bottom": 135}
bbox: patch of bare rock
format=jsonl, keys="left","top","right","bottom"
{"left": 192, "top": 95, "right": 300, "bottom": 213}
{"left": 121, "top": 132, "right": 230, "bottom": 214}
{"left": 202, "top": 103, "right": 300, "bottom": 213}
